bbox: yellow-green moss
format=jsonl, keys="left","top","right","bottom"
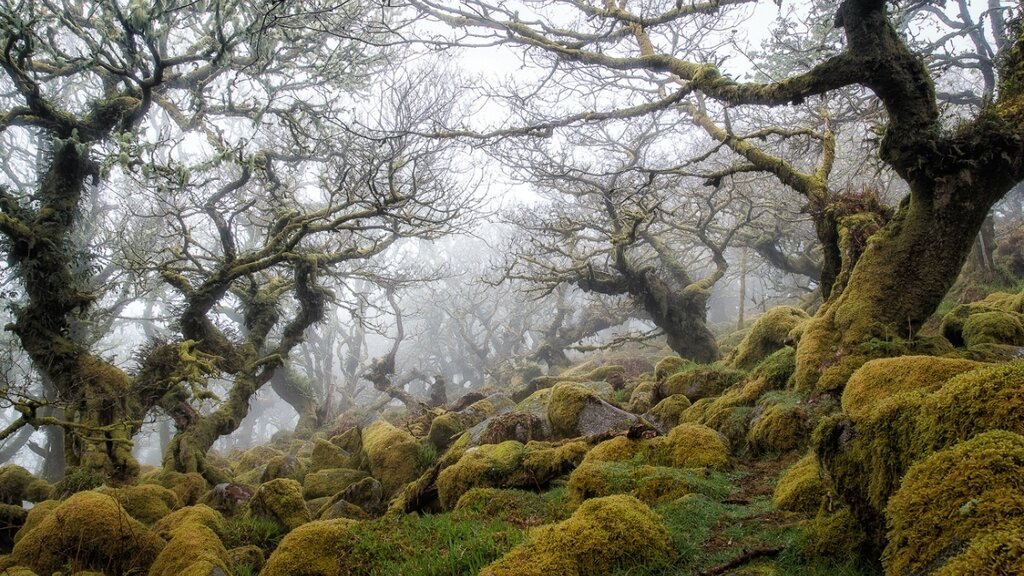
{"left": 309, "top": 439, "right": 349, "bottom": 473}
{"left": 659, "top": 365, "right": 745, "bottom": 402}
{"left": 680, "top": 397, "right": 715, "bottom": 424}
{"left": 260, "top": 518, "right": 358, "bottom": 576}
{"left": 0, "top": 566, "right": 39, "bottom": 575}
{"left": 840, "top": 355, "right": 986, "bottom": 420}
{"left": 454, "top": 487, "right": 568, "bottom": 526}
{"left": 796, "top": 508, "right": 869, "bottom": 561}
{"left": 480, "top": 495, "right": 672, "bottom": 576}
{"left": 627, "top": 380, "right": 657, "bottom": 413}
{"left": 916, "top": 360, "right": 1024, "bottom": 450}
{"left": 228, "top": 544, "right": 266, "bottom": 574}
{"left": 962, "top": 310, "right": 1024, "bottom": 347}
{"left": 97, "top": 483, "right": 179, "bottom": 525}
{"left": 547, "top": 382, "right": 595, "bottom": 438}
{"left": 729, "top": 306, "right": 809, "bottom": 371}
{"left": 747, "top": 401, "right": 809, "bottom": 455}
{"left": 437, "top": 441, "right": 526, "bottom": 510}
{"left": 772, "top": 453, "right": 825, "bottom": 514}
{"left": 362, "top": 419, "right": 421, "bottom": 496}
{"left": 143, "top": 470, "right": 208, "bottom": 506}
{"left": 301, "top": 468, "right": 369, "bottom": 500}
{"left": 151, "top": 504, "right": 225, "bottom": 541}
{"left": 233, "top": 445, "right": 284, "bottom": 475}
{"left": 884, "top": 430, "right": 1024, "bottom": 576}
{"left": 0, "top": 466, "right": 50, "bottom": 505}
{"left": 648, "top": 394, "right": 692, "bottom": 429}
{"left": 7, "top": 491, "right": 164, "bottom": 575}
{"left": 248, "top": 478, "right": 310, "bottom": 532}
{"left": 148, "top": 523, "right": 232, "bottom": 576}
{"left": 583, "top": 436, "right": 650, "bottom": 464}
{"left": 568, "top": 461, "right": 700, "bottom": 504}
{"left": 520, "top": 441, "right": 588, "bottom": 481}
{"left": 932, "top": 525, "right": 1024, "bottom": 576}
{"left": 654, "top": 356, "right": 695, "bottom": 382}
{"left": 658, "top": 423, "right": 730, "bottom": 468}
{"left": 12, "top": 500, "right": 58, "bottom": 546}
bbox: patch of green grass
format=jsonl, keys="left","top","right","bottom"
{"left": 333, "top": 512, "right": 527, "bottom": 575}
{"left": 221, "top": 514, "right": 284, "bottom": 554}
{"left": 453, "top": 486, "right": 571, "bottom": 527}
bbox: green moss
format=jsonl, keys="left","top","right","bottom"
{"left": 0, "top": 503, "right": 27, "bottom": 552}
{"left": 248, "top": 478, "right": 310, "bottom": 532}
{"left": 627, "top": 380, "right": 657, "bottom": 414}
{"left": 228, "top": 544, "right": 266, "bottom": 575}
{"left": 792, "top": 508, "right": 870, "bottom": 562}
{"left": 97, "top": 483, "right": 179, "bottom": 525}
{"left": 151, "top": 504, "right": 225, "bottom": 541}
{"left": 7, "top": 491, "right": 164, "bottom": 575}
{"left": 309, "top": 439, "right": 350, "bottom": 474}
{"left": 884, "top": 430, "right": 1024, "bottom": 576}
{"left": 0, "top": 466, "right": 50, "bottom": 505}
{"left": 840, "top": 355, "right": 985, "bottom": 420}
{"left": 362, "top": 420, "right": 422, "bottom": 496}
{"left": 932, "top": 525, "right": 1024, "bottom": 576}
{"left": 148, "top": 523, "right": 232, "bottom": 576}
{"left": 12, "top": 500, "right": 58, "bottom": 546}
{"left": 654, "top": 356, "right": 696, "bottom": 382}
{"left": 583, "top": 436, "right": 649, "bottom": 464}
{"left": 547, "top": 382, "right": 596, "bottom": 438}
{"left": 437, "top": 441, "right": 526, "bottom": 510}
{"left": 233, "top": 445, "right": 285, "bottom": 476}
{"left": 773, "top": 453, "right": 825, "bottom": 514}
{"left": 660, "top": 365, "right": 745, "bottom": 402}
{"left": 301, "top": 468, "right": 369, "bottom": 500}
{"left": 143, "top": 470, "right": 208, "bottom": 506}
{"left": 648, "top": 394, "right": 692, "bottom": 429}
{"left": 51, "top": 467, "right": 104, "bottom": 500}
{"left": 567, "top": 460, "right": 729, "bottom": 505}
{"left": 729, "top": 306, "right": 809, "bottom": 371}
{"left": 747, "top": 401, "right": 810, "bottom": 455}
{"left": 260, "top": 518, "right": 358, "bottom": 576}
{"left": 658, "top": 423, "right": 730, "bottom": 469}
{"left": 479, "top": 495, "right": 673, "bottom": 576}
{"left": 220, "top": 514, "right": 284, "bottom": 555}
{"left": 454, "top": 487, "right": 569, "bottom": 527}
{"left": 962, "top": 310, "right": 1024, "bottom": 346}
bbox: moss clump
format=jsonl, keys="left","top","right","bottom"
{"left": 627, "top": 380, "right": 657, "bottom": 414}
{"left": 0, "top": 502, "right": 28, "bottom": 552}
{"left": 97, "top": 483, "right": 179, "bottom": 525}
{"left": 659, "top": 365, "right": 745, "bottom": 402}
{"left": 646, "top": 394, "right": 692, "bottom": 430}
{"left": 567, "top": 460, "right": 728, "bottom": 505}
{"left": 931, "top": 526, "right": 1024, "bottom": 576}
{"left": 143, "top": 470, "right": 208, "bottom": 506}
{"left": 840, "top": 355, "right": 985, "bottom": 420}
{"left": 729, "top": 306, "right": 809, "bottom": 371}
{"left": 233, "top": 445, "right": 285, "bottom": 476}
{"left": 151, "top": 504, "right": 225, "bottom": 541}
{"left": 547, "top": 382, "right": 637, "bottom": 439}
{"left": 148, "top": 522, "right": 232, "bottom": 576}
{"left": 475, "top": 411, "right": 550, "bottom": 445}
{"left": 7, "top": 491, "right": 164, "bottom": 575}
{"left": 884, "top": 430, "right": 1024, "bottom": 576}
{"left": 772, "top": 453, "right": 825, "bottom": 514}
{"left": 260, "top": 518, "right": 358, "bottom": 576}
{"left": 454, "top": 487, "right": 569, "bottom": 527}
{"left": 792, "top": 508, "right": 870, "bottom": 562}
{"left": 429, "top": 395, "right": 517, "bottom": 450}
{"left": 362, "top": 419, "right": 421, "bottom": 496}
{"left": 262, "top": 454, "right": 308, "bottom": 483}
{"left": 479, "top": 495, "right": 673, "bottom": 576}
{"left": 658, "top": 423, "right": 730, "bottom": 469}
{"left": 962, "top": 310, "right": 1024, "bottom": 347}
{"left": 654, "top": 356, "right": 695, "bottom": 382}
{"left": 228, "top": 544, "right": 266, "bottom": 574}
{"left": 747, "top": 400, "right": 810, "bottom": 455}
{"left": 0, "top": 466, "right": 50, "bottom": 505}
{"left": 12, "top": 500, "right": 58, "bottom": 546}
{"left": 248, "top": 478, "right": 311, "bottom": 532}
{"left": 301, "top": 468, "right": 369, "bottom": 500}
{"left": 584, "top": 436, "right": 648, "bottom": 464}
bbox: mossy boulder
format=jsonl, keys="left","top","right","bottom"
{"left": 658, "top": 365, "right": 745, "bottom": 402}
{"left": 263, "top": 454, "right": 308, "bottom": 483}
{"left": 654, "top": 356, "right": 695, "bottom": 382}
{"left": 0, "top": 466, "right": 50, "bottom": 505}
{"left": 143, "top": 470, "right": 208, "bottom": 506}
{"left": 547, "top": 382, "right": 638, "bottom": 439}
{"left": 427, "top": 394, "right": 515, "bottom": 450}
{"left": 97, "top": 483, "right": 179, "bottom": 525}
{"left": 479, "top": 495, "right": 672, "bottom": 576}
{"left": 0, "top": 502, "right": 28, "bottom": 552}
{"left": 454, "top": 487, "right": 568, "bottom": 526}
{"left": 148, "top": 522, "right": 232, "bottom": 576}
{"left": 248, "top": 478, "right": 311, "bottom": 532}
{"left": 728, "top": 306, "right": 809, "bottom": 371}
{"left": 568, "top": 460, "right": 723, "bottom": 504}
{"left": 260, "top": 518, "right": 358, "bottom": 576}
{"left": 151, "top": 504, "right": 225, "bottom": 541}
{"left": 941, "top": 290, "right": 1024, "bottom": 347}
{"left": 301, "top": 468, "right": 370, "bottom": 500}
{"left": 645, "top": 394, "right": 692, "bottom": 432}
{"left": 6, "top": 491, "right": 164, "bottom": 575}
{"left": 772, "top": 453, "right": 825, "bottom": 514}
{"left": 12, "top": 500, "right": 58, "bottom": 546}
{"left": 228, "top": 544, "right": 266, "bottom": 574}
{"left": 436, "top": 440, "right": 586, "bottom": 510}
{"left": 315, "top": 476, "right": 383, "bottom": 519}
{"left": 884, "top": 430, "right": 1024, "bottom": 576}
{"left": 361, "top": 419, "right": 421, "bottom": 496}
{"left": 840, "top": 355, "right": 986, "bottom": 421}
{"left": 657, "top": 423, "right": 730, "bottom": 468}
{"left": 233, "top": 445, "right": 284, "bottom": 476}
{"left": 962, "top": 309, "right": 1024, "bottom": 347}
{"left": 470, "top": 411, "right": 550, "bottom": 446}
{"left": 309, "top": 439, "right": 351, "bottom": 473}
{"left": 747, "top": 400, "right": 810, "bottom": 455}
{"left": 627, "top": 380, "right": 657, "bottom": 414}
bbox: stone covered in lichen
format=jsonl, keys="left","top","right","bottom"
{"left": 645, "top": 394, "right": 692, "bottom": 432}
{"left": 247, "top": 478, "right": 311, "bottom": 532}
{"left": 479, "top": 495, "right": 672, "bottom": 576}
{"left": 97, "top": 483, "right": 179, "bottom": 525}
{"left": 428, "top": 393, "right": 515, "bottom": 450}
{"left": 839, "top": 355, "right": 985, "bottom": 421}
{"left": 728, "top": 306, "right": 808, "bottom": 371}
{"left": 302, "top": 468, "right": 369, "bottom": 500}
{"left": 4, "top": 491, "right": 164, "bottom": 575}
{"left": 547, "top": 382, "right": 638, "bottom": 439}
{"left": 262, "top": 454, "right": 308, "bottom": 483}
{"left": 772, "top": 453, "right": 825, "bottom": 514}
{"left": 658, "top": 365, "right": 745, "bottom": 402}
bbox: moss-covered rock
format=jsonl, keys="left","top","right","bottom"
{"left": 262, "top": 454, "right": 308, "bottom": 484}
{"left": 627, "top": 380, "right": 657, "bottom": 414}
{"left": 645, "top": 394, "right": 692, "bottom": 432}
{"left": 248, "top": 478, "right": 310, "bottom": 532}
{"left": 471, "top": 411, "right": 550, "bottom": 446}
{"left": 233, "top": 445, "right": 285, "bottom": 476}
{"left": 428, "top": 394, "right": 515, "bottom": 450}
{"left": 362, "top": 419, "right": 421, "bottom": 496}
{"left": 567, "top": 460, "right": 725, "bottom": 505}
{"left": 310, "top": 439, "right": 351, "bottom": 473}
{"left": 7, "top": 491, "right": 164, "bottom": 575}
{"left": 454, "top": 487, "right": 568, "bottom": 527}
{"left": 747, "top": 400, "right": 810, "bottom": 455}
{"left": 931, "top": 526, "right": 1024, "bottom": 576}
{"left": 729, "top": 306, "right": 809, "bottom": 371}
{"left": 0, "top": 466, "right": 50, "bottom": 505}
{"left": 0, "top": 502, "right": 27, "bottom": 552}
{"left": 479, "top": 495, "right": 672, "bottom": 576}
{"left": 654, "top": 356, "right": 695, "bottom": 382}
{"left": 97, "top": 483, "right": 179, "bottom": 525}
{"left": 260, "top": 518, "right": 358, "bottom": 576}
{"left": 840, "top": 355, "right": 986, "bottom": 421}
{"left": 547, "top": 382, "right": 638, "bottom": 439}
{"left": 658, "top": 365, "right": 745, "bottom": 402}
{"left": 12, "top": 500, "right": 58, "bottom": 546}
{"left": 148, "top": 522, "right": 232, "bottom": 576}
{"left": 772, "top": 453, "right": 825, "bottom": 514}
{"left": 142, "top": 470, "right": 208, "bottom": 506}
{"left": 315, "top": 476, "right": 383, "bottom": 520}
{"left": 151, "top": 504, "right": 225, "bottom": 541}
{"left": 962, "top": 309, "right": 1024, "bottom": 347}
{"left": 884, "top": 430, "right": 1024, "bottom": 576}
{"left": 228, "top": 544, "right": 265, "bottom": 574}
{"left": 658, "top": 423, "right": 730, "bottom": 468}
{"left": 301, "top": 468, "right": 369, "bottom": 500}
